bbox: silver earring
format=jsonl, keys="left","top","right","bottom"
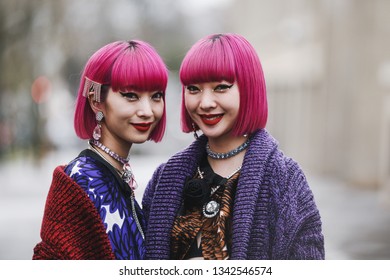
{"left": 93, "top": 111, "right": 104, "bottom": 140}
{"left": 192, "top": 122, "right": 199, "bottom": 139}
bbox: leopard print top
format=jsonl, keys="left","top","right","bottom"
{"left": 170, "top": 167, "right": 240, "bottom": 260}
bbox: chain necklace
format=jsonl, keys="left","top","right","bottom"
{"left": 206, "top": 137, "right": 250, "bottom": 160}
{"left": 88, "top": 140, "right": 144, "bottom": 240}
{"left": 198, "top": 165, "right": 241, "bottom": 218}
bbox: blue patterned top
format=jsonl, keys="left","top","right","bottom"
{"left": 64, "top": 149, "right": 145, "bottom": 260}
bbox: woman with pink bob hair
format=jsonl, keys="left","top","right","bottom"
{"left": 34, "top": 40, "right": 168, "bottom": 260}
{"left": 143, "top": 33, "right": 324, "bottom": 260}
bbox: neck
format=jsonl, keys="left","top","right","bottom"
{"left": 207, "top": 153, "right": 245, "bottom": 178}
{"left": 99, "top": 134, "right": 132, "bottom": 159}
{"left": 206, "top": 134, "right": 249, "bottom": 177}
{"left": 90, "top": 139, "right": 130, "bottom": 171}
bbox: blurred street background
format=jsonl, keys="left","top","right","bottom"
{"left": 1, "top": 0, "right": 390, "bottom": 259}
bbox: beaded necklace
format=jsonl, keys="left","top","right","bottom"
{"left": 206, "top": 137, "right": 250, "bottom": 160}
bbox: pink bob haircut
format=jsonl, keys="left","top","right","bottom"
{"left": 179, "top": 33, "right": 268, "bottom": 136}
{"left": 74, "top": 40, "right": 168, "bottom": 142}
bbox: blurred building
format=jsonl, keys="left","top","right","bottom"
{"left": 227, "top": 0, "right": 390, "bottom": 203}
{"left": 2, "top": 0, "right": 389, "bottom": 203}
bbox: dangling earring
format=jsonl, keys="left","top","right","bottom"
{"left": 192, "top": 122, "right": 199, "bottom": 139}
{"left": 93, "top": 111, "right": 104, "bottom": 140}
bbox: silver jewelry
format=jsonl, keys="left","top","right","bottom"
{"left": 206, "top": 138, "right": 250, "bottom": 160}
{"left": 200, "top": 165, "right": 242, "bottom": 218}
{"left": 130, "top": 192, "right": 145, "bottom": 239}
{"left": 96, "top": 111, "right": 104, "bottom": 122}
{"left": 93, "top": 111, "right": 104, "bottom": 140}
{"left": 90, "top": 140, "right": 138, "bottom": 190}
{"left": 89, "top": 142, "right": 144, "bottom": 239}
{"left": 90, "top": 143, "right": 145, "bottom": 240}
{"left": 83, "top": 77, "right": 102, "bottom": 102}
{"left": 203, "top": 200, "right": 220, "bottom": 218}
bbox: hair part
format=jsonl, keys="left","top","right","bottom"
{"left": 74, "top": 40, "right": 168, "bottom": 142}
{"left": 179, "top": 33, "right": 268, "bottom": 136}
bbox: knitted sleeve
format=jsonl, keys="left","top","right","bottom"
{"left": 286, "top": 163, "right": 325, "bottom": 260}
{"left": 142, "top": 163, "right": 165, "bottom": 226}
{"left": 274, "top": 157, "right": 325, "bottom": 260}
{"left": 33, "top": 166, "right": 115, "bottom": 260}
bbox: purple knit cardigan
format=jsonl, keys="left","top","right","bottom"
{"left": 142, "top": 129, "right": 325, "bottom": 259}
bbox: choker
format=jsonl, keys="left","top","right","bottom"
{"left": 206, "top": 137, "right": 250, "bottom": 160}
{"left": 89, "top": 140, "right": 138, "bottom": 191}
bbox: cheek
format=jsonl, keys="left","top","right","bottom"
{"left": 184, "top": 95, "right": 197, "bottom": 112}
{"left": 153, "top": 102, "right": 165, "bottom": 119}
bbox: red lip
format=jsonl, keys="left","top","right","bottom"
{"left": 200, "top": 114, "right": 223, "bottom": 126}
{"left": 132, "top": 122, "right": 152, "bottom": 132}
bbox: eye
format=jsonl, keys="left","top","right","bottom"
{"left": 151, "top": 91, "right": 163, "bottom": 101}
{"left": 186, "top": 85, "right": 201, "bottom": 94}
{"left": 120, "top": 92, "right": 138, "bottom": 101}
{"left": 213, "top": 83, "right": 233, "bottom": 93}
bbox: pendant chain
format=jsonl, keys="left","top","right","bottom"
{"left": 198, "top": 165, "right": 241, "bottom": 218}
{"left": 197, "top": 166, "right": 241, "bottom": 195}
{"left": 88, "top": 141, "right": 144, "bottom": 239}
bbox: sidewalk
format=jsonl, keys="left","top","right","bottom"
{"left": 309, "top": 176, "right": 390, "bottom": 259}
{"left": 1, "top": 151, "right": 390, "bottom": 259}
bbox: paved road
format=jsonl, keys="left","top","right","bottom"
{"left": 1, "top": 149, "right": 389, "bottom": 260}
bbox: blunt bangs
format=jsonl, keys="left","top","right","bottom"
{"left": 111, "top": 42, "right": 168, "bottom": 93}
{"left": 180, "top": 39, "right": 236, "bottom": 86}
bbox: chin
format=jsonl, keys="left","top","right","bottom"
{"left": 130, "top": 138, "right": 149, "bottom": 144}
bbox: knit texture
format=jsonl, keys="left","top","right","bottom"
{"left": 33, "top": 166, "right": 115, "bottom": 260}
{"left": 142, "top": 129, "right": 325, "bottom": 260}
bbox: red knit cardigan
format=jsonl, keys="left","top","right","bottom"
{"left": 33, "top": 166, "right": 115, "bottom": 260}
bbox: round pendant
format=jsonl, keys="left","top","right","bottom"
{"left": 203, "top": 200, "right": 220, "bottom": 218}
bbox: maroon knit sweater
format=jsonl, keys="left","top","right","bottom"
{"left": 33, "top": 166, "right": 115, "bottom": 260}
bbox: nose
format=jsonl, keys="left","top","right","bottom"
{"left": 137, "top": 98, "right": 153, "bottom": 118}
{"left": 199, "top": 90, "right": 217, "bottom": 110}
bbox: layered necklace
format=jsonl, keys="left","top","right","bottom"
{"left": 89, "top": 139, "right": 144, "bottom": 239}
{"left": 206, "top": 137, "right": 250, "bottom": 160}
{"left": 200, "top": 137, "right": 250, "bottom": 217}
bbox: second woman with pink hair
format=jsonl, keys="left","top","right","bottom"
{"left": 143, "top": 33, "right": 324, "bottom": 260}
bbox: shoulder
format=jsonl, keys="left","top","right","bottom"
{"left": 255, "top": 134, "right": 316, "bottom": 216}
{"left": 245, "top": 130, "right": 311, "bottom": 198}
{"left": 64, "top": 150, "right": 116, "bottom": 190}
{"left": 249, "top": 130, "right": 304, "bottom": 176}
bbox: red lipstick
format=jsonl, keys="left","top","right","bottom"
{"left": 200, "top": 114, "right": 223, "bottom": 126}
{"left": 132, "top": 122, "right": 152, "bottom": 132}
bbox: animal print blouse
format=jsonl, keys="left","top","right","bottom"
{"left": 170, "top": 162, "right": 240, "bottom": 260}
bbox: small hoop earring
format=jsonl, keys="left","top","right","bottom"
{"left": 192, "top": 123, "right": 199, "bottom": 139}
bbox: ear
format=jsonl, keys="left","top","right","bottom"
{"left": 87, "top": 91, "right": 104, "bottom": 114}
